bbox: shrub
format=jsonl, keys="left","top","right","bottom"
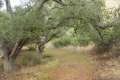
{"left": 53, "top": 37, "right": 71, "bottom": 48}
{"left": 53, "top": 31, "right": 91, "bottom": 48}
{"left": 20, "top": 51, "right": 41, "bottom": 66}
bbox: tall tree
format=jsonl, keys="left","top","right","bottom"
{"left": 5, "top": 0, "right": 12, "bottom": 14}
{"left": 0, "top": 0, "right": 28, "bottom": 72}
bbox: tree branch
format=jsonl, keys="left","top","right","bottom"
{"left": 9, "top": 39, "right": 27, "bottom": 59}
{"left": 38, "top": 0, "right": 49, "bottom": 10}
{"left": 47, "top": 16, "right": 83, "bottom": 30}
{"left": 52, "top": 0, "right": 66, "bottom": 6}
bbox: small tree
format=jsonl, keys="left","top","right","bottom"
{"left": 0, "top": 0, "right": 68, "bottom": 72}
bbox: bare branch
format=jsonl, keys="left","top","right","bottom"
{"left": 38, "top": 0, "right": 49, "bottom": 10}
{"left": 52, "top": 0, "right": 66, "bottom": 6}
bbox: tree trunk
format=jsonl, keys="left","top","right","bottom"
{"left": 3, "top": 57, "right": 16, "bottom": 72}
{"left": 36, "top": 44, "right": 44, "bottom": 60}
{"left": 5, "top": 0, "right": 13, "bottom": 14}
{"left": 1, "top": 39, "right": 27, "bottom": 72}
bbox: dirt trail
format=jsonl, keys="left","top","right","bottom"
{"left": 0, "top": 46, "right": 94, "bottom": 80}
{"left": 48, "top": 47, "right": 94, "bottom": 80}
{"left": 50, "top": 63, "right": 92, "bottom": 80}
{"left": 0, "top": 73, "right": 8, "bottom": 80}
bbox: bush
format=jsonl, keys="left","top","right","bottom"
{"left": 27, "top": 44, "right": 36, "bottom": 51}
{"left": 53, "top": 37, "right": 71, "bottom": 48}
{"left": 53, "top": 32, "right": 91, "bottom": 48}
{"left": 20, "top": 51, "right": 41, "bottom": 66}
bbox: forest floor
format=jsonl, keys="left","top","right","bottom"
{"left": 0, "top": 45, "right": 120, "bottom": 80}
{"left": 0, "top": 46, "right": 95, "bottom": 80}
{"left": 94, "top": 53, "right": 120, "bottom": 80}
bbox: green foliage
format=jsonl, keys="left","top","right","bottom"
{"left": 20, "top": 51, "right": 41, "bottom": 66}
{"left": 56, "top": 0, "right": 105, "bottom": 48}
{"left": 27, "top": 44, "right": 36, "bottom": 51}
{"left": 53, "top": 37, "right": 71, "bottom": 48}
{"left": 0, "top": 0, "right": 107, "bottom": 53}
{"left": 0, "top": 0, "right": 105, "bottom": 44}
{"left": 53, "top": 28, "right": 91, "bottom": 48}
{"left": 74, "top": 33, "right": 91, "bottom": 46}
{"left": 0, "top": 12, "right": 12, "bottom": 41}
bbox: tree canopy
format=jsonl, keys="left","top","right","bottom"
{"left": 2, "top": 0, "right": 120, "bottom": 72}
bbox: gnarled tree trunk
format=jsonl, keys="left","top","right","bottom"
{"left": 36, "top": 33, "right": 58, "bottom": 59}
{"left": 36, "top": 36, "right": 48, "bottom": 60}
{"left": 3, "top": 57, "right": 16, "bottom": 72}
{"left": 36, "top": 43, "right": 45, "bottom": 59}
{"left": 1, "top": 39, "right": 27, "bottom": 72}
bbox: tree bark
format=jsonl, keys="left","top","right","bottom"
{"left": 36, "top": 33, "right": 57, "bottom": 59}
{"left": 2, "top": 46, "right": 15, "bottom": 72}
{"left": 10, "top": 39, "right": 27, "bottom": 59}
{"left": 1, "top": 39, "right": 27, "bottom": 72}
{"left": 3, "top": 57, "right": 16, "bottom": 72}
{"left": 36, "top": 43, "right": 44, "bottom": 59}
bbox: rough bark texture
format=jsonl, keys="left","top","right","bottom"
{"left": 36, "top": 43, "right": 45, "bottom": 59}
{"left": 36, "top": 40, "right": 46, "bottom": 61}
{"left": 3, "top": 57, "right": 16, "bottom": 72}
{"left": 36, "top": 33, "right": 58, "bottom": 58}
{"left": 2, "top": 44, "right": 15, "bottom": 72}
{"left": 1, "top": 39, "right": 27, "bottom": 72}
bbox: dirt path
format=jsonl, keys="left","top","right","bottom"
{"left": 0, "top": 73, "right": 8, "bottom": 80}
{"left": 50, "top": 63, "right": 92, "bottom": 80}
{"left": 0, "top": 47, "right": 94, "bottom": 80}
{"left": 48, "top": 48, "right": 94, "bottom": 80}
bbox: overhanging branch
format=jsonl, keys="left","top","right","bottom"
{"left": 52, "top": 0, "right": 66, "bottom": 6}
{"left": 47, "top": 16, "right": 83, "bottom": 30}
{"left": 38, "top": 0, "right": 49, "bottom": 10}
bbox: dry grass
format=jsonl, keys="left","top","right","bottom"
{"left": 0, "top": 47, "right": 95, "bottom": 80}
